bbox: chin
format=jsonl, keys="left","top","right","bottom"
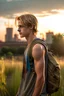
{"left": 20, "top": 35, "right": 24, "bottom": 38}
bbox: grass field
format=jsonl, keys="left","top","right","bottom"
{"left": 0, "top": 56, "right": 64, "bottom": 96}
{"left": 0, "top": 56, "right": 23, "bottom": 96}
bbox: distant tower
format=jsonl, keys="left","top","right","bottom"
{"left": 46, "top": 32, "right": 54, "bottom": 45}
{"left": 5, "top": 28, "right": 13, "bottom": 42}
{"left": 13, "top": 34, "right": 18, "bottom": 41}
{"left": 4, "top": 19, "right": 14, "bottom": 42}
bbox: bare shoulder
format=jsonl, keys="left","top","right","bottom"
{"left": 32, "top": 44, "right": 45, "bottom": 60}
{"left": 32, "top": 43, "right": 45, "bottom": 50}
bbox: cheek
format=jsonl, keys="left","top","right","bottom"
{"left": 21, "top": 28, "right": 24, "bottom": 32}
{"left": 20, "top": 28, "right": 30, "bottom": 37}
{"left": 24, "top": 29, "right": 30, "bottom": 35}
{"left": 20, "top": 29, "right": 26, "bottom": 35}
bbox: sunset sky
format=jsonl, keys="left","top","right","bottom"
{"left": 0, "top": 0, "right": 64, "bottom": 41}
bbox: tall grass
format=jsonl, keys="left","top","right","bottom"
{"left": 0, "top": 56, "right": 23, "bottom": 96}
{"left": 0, "top": 56, "right": 64, "bottom": 96}
{"left": 0, "top": 58, "right": 10, "bottom": 96}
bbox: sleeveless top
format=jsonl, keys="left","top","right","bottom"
{"left": 17, "top": 38, "right": 47, "bottom": 96}
{"left": 24, "top": 43, "right": 47, "bottom": 95}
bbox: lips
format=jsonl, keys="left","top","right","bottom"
{"left": 19, "top": 32, "right": 22, "bottom": 35}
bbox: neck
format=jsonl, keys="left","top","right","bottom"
{"left": 25, "top": 32, "right": 37, "bottom": 45}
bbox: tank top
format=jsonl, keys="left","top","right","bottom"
{"left": 24, "top": 42, "right": 47, "bottom": 94}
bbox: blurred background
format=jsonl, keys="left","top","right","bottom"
{"left": 0, "top": 0, "right": 64, "bottom": 96}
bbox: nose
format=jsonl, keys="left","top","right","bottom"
{"left": 17, "top": 28, "right": 21, "bottom": 32}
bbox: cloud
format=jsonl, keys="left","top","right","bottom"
{"left": 6, "top": 0, "right": 27, "bottom": 2}
{"left": 32, "top": 10, "right": 60, "bottom": 17}
{"left": 51, "top": 9, "right": 64, "bottom": 14}
{"left": 1, "top": 9, "right": 64, "bottom": 19}
{"left": 6, "top": 0, "right": 13, "bottom": 1}
{"left": 0, "top": 0, "right": 64, "bottom": 18}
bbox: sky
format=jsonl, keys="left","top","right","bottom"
{"left": 0, "top": 0, "right": 64, "bottom": 41}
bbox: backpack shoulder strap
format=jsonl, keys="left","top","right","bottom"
{"left": 27, "top": 38, "right": 48, "bottom": 94}
{"left": 27, "top": 38, "right": 47, "bottom": 65}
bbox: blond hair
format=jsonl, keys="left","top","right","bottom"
{"left": 15, "top": 14, "right": 38, "bottom": 33}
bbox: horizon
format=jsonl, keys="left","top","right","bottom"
{"left": 0, "top": 0, "right": 64, "bottom": 41}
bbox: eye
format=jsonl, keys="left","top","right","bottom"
{"left": 18, "top": 25, "right": 25, "bottom": 28}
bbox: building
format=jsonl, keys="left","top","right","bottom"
{"left": 13, "top": 34, "right": 21, "bottom": 42}
{"left": 46, "top": 32, "right": 54, "bottom": 48}
{"left": 5, "top": 28, "right": 13, "bottom": 42}
{"left": 46, "top": 32, "right": 54, "bottom": 44}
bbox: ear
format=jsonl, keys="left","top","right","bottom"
{"left": 29, "top": 25, "right": 33, "bottom": 30}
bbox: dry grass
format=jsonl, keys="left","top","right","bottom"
{"left": 0, "top": 56, "right": 23, "bottom": 70}
{"left": 54, "top": 56, "right": 64, "bottom": 67}
{"left": 0, "top": 56, "right": 23, "bottom": 96}
{"left": 0, "top": 56, "right": 64, "bottom": 96}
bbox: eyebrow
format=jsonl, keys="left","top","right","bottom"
{"left": 18, "top": 25, "right": 25, "bottom": 27}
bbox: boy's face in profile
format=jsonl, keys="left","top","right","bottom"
{"left": 17, "top": 20, "right": 31, "bottom": 38}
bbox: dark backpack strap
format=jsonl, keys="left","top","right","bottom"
{"left": 27, "top": 38, "right": 49, "bottom": 94}
{"left": 27, "top": 38, "right": 48, "bottom": 63}
{"left": 27, "top": 38, "right": 48, "bottom": 78}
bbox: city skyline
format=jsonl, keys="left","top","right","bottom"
{"left": 0, "top": 0, "right": 64, "bottom": 41}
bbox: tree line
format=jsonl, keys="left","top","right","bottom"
{"left": 50, "top": 33, "right": 64, "bottom": 56}
{"left": 0, "top": 46, "right": 26, "bottom": 58}
{"left": 0, "top": 33, "right": 64, "bottom": 57}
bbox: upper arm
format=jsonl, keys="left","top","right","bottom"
{"left": 32, "top": 44, "right": 45, "bottom": 79}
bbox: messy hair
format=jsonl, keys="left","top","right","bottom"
{"left": 15, "top": 14, "right": 38, "bottom": 33}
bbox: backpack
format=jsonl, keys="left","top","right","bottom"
{"left": 27, "top": 38, "right": 60, "bottom": 95}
